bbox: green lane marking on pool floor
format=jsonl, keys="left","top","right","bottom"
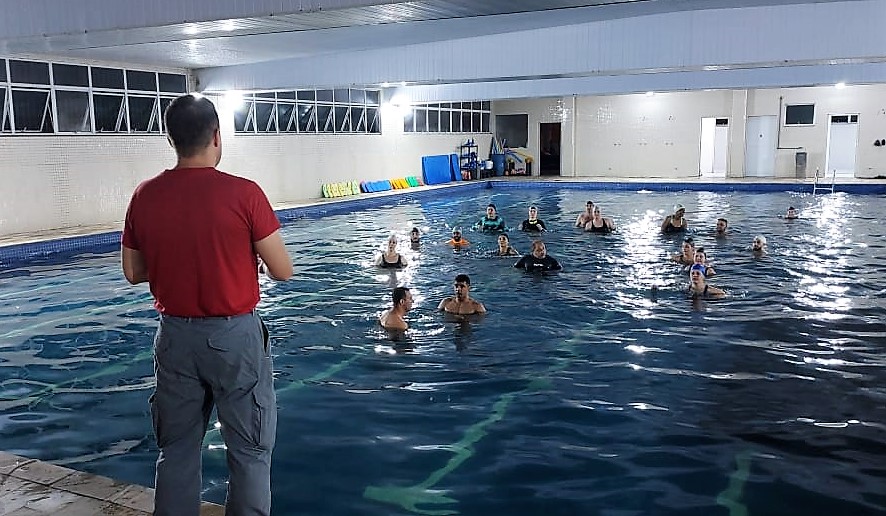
{"left": 716, "top": 450, "right": 752, "bottom": 516}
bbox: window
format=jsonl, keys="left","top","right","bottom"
{"left": 785, "top": 104, "right": 814, "bottom": 125}
{"left": 93, "top": 94, "right": 127, "bottom": 132}
{"left": 1, "top": 86, "right": 11, "bottom": 133}
{"left": 158, "top": 73, "right": 187, "bottom": 93}
{"left": 52, "top": 64, "right": 89, "bottom": 87}
{"left": 55, "top": 90, "right": 92, "bottom": 132}
{"left": 126, "top": 70, "right": 157, "bottom": 92}
{"left": 10, "top": 60, "right": 50, "bottom": 85}
{"left": 92, "top": 67, "right": 125, "bottom": 89}
{"left": 12, "top": 89, "right": 54, "bottom": 132}
{"left": 403, "top": 100, "right": 492, "bottom": 134}
{"left": 232, "top": 89, "right": 381, "bottom": 135}
{"left": 128, "top": 96, "right": 160, "bottom": 132}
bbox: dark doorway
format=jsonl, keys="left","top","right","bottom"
{"left": 540, "top": 123, "right": 561, "bottom": 176}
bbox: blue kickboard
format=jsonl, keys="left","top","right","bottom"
{"left": 450, "top": 153, "right": 461, "bottom": 181}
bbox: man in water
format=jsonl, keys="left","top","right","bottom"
{"left": 476, "top": 203, "right": 506, "bottom": 232}
{"left": 410, "top": 227, "right": 421, "bottom": 248}
{"left": 785, "top": 207, "right": 798, "bottom": 219}
{"left": 514, "top": 240, "right": 562, "bottom": 272}
{"left": 715, "top": 217, "right": 729, "bottom": 237}
{"left": 380, "top": 286, "right": 413, "bottom": 330}
{"left": 446, "top": 227, "right": 470, "bottom": 248}
{"left": 575, "top": 200, "right": 595, "bottom": 227}
{"left": 661, "top": 204, "right": 688, "bottom": 233}
{"left": 121, "top": 94, "right": 293, "bottom": 516}
{"left": 438, "top": 274, "right": 487, "bottom": 315}
{"left": 520, "top": 205, "right": 547, "bottom": 232}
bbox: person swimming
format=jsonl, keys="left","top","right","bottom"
{"left": 661, "top": 204, "right": 688, "bottom": 233}
{"left": 494, "top": 233, "right": 519, "bottom": 256}
{"left": 584, "top": 205, "right": 616, "bottom": 233}
{"left": 672, "top": 237, "right": 695, "bottom": 265}
{"left": 514, "top": 240, "right": 562, "bottom": 272}
{"left": 475, "top": 203, "right": 506, "bottom": 232}
{"left": 446, "top": 227, "right": 470, "bottom": 248}
{"left": 520, "top": 205, "right": 547, "bottom": 232}
{"left": 688, "top": 263, "right": 725, "bottom": 299}
{"left": 376, "top": 234, "right": 407, "bottom": 269}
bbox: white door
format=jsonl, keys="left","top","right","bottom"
{"left": 699, "top": 118, "right": 728, "bottom": 178}
{"left": 745, "top": 115, "right": 777, "bottom": 177}
{"left": 826, "top": 115, "right": 858, "bottom": 178}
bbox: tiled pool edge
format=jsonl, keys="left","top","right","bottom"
{"left": 0, "top": 451, "right": 223, "bottom": 515}
{"left": 2, "top": 179, "right": 884, "bottom": 267}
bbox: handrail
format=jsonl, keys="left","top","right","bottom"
{"left": 812, "top": 168, "right": 836, "bottom": 195}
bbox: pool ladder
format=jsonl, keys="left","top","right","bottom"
{"left": 812, "top": 168, "right": 836, "bottom": 195}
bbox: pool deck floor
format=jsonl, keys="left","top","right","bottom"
{"left": 0, "top": 451, "right": 223, "bottom": 515}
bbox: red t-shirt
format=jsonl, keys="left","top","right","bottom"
{"left": 122, "top": 167, "right": 281, "bottom": 317}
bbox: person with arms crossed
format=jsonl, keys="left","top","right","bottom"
{"left": 121, "top": 94, "right": 293, "bottom": 516}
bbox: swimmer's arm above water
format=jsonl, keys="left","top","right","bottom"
{"left": 121, "top": 245, "right": 148, "bottom": 284}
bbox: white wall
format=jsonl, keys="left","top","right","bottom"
{"left": 498, "top": 84, "right": 886, "bottom": 179}
{"left": 0, "top": 101, "right": 489, "bottom": 237}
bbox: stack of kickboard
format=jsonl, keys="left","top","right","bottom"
{"left": 321, "top": 181, "right": 361, "bottom": 198}
{"left": 360, "top": 176, "right": 422, "bottom": 193}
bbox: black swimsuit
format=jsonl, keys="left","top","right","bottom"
{"left": 379, "top": 255, "right": 404, "bottom": 269}
{"left": 587, "top": 220, "right": 611, "bottom": 233}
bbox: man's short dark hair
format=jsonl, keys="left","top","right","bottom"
{"left": 164, "top": 94, "right": 220, "bottom": 158}
{"left": 454, "top": 274, "right": 471, "bottom": 285}
{"left": 717, "top": 217, "right": 728, "bottom": 226}
{"left": 487, "top": 203, "right": 496, "bottom": 209}
{"left": 392, "top": 287, "right": 410, "bottom": 306}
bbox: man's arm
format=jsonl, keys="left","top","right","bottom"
{"left": 254, "top": 230, "right": 293, "bottom": 281}
{"left": 121, "top": 245, "right": 149, "bottom": 284}
{"left": 437, "top": 298, "right": 449, "bottom": 311}
{"left": 474, "top": 301, "right": 487, "bottom": 314}
{"left": 661, "top": 216, "right": 672, "bottom": 232}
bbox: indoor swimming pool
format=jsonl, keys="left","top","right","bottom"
{"left": 1, "top": 185, "right": 884, "bottom": 515}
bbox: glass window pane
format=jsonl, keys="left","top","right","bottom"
{"left": 55, "top": 90, "right": 91, "bottom": 132}
{"left": 255, "top": 102, "right": 276, "bottom": 132}
{"left": 128, "top": 95, "right": 159, "bottom": 132}
{"left": 94, "top": 94, "right": 127, "bottom": 132}
{"left": 159, "top": 96, "right": 177, "bottom": 130}
{"left": 296, "top": 90, "right": 315, "bottom": 101}
{"left": 317, "top": 105, "right": 333, "bottom": 132}
{"left": 234, "top": 101, "right": 253, "bottom": 132}
{"left": 333, "top": 89, "right": 349, "bottom": 103}
{"left": 367, "top": 108, "right": 379, "bottom": 133}
{"left": 460, "top": 112, "right": 471, "bottom": 132}
{"left": 52, "top": 64, "right": 89, "bottom": 87}
{"left": 403, "top": 110, "right": 414, "bottom": 132}
{"left": 10, "top": 60, "right": 50, "bottom": 85}
{"left": 352, "top": 107, "right": 365, "bottom": 132}
{"left": 481, "top": 101, "right": 490, "bottom": 111}
{"left": 481, "top": 112, "right": 489, "bottom": 133}
{"left": 92, "top": 67, "right": 125, "bottom": 89}
{"left": 0, "top": 60, "right": 6, "bottom": 82}
{"left": 349, "top": 89, "right": 365, "bottom": 104}
{"left": 12, "top": 89, "right": 53, "bottom": 132}
{"left": 316, "top": 90, "right": 333, "bottom": 102}
{"left": 277, "top": 103, "right": 295, "bottom": 132}
{"left": 298, "top": 104, "right": 316, "bottom": 132}
{"left": 277, "top": 91, "right": 296, "bottom": 100}
{"left": 428, "top": 109, "right": 439, "bottom": 132}
{"left": 255, "top": 91, "right": 276, "bottom": 100}
{"left": 158, "top": 73, "right": 187, "bottom": 93}
{"left": 334, "top": 106, "right": 349, "bottom": 132}
{"left": 472, "top": 112, "right": 481, "bottom": 132}
{"left": 440, "top": 110, "right": 451, "bottom": 132}
{"left": 1, "top": 87, "right": 11, "bottom": 132}
{"left": 366, "top": 90, "right": 380, "bottom": 105}
{"left": 126, "top": 70, "right": 157, "bottom": 92}
{"left": 471, "top": 101, "right": 481, "bottom": 110}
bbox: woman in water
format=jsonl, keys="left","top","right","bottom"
{"left": 494, "top": 234, "right": 519, "bottom": 256}
{"left": 688, "top": 263, "right": 725, "bottom": 299}
{"left": 376, "top": 234, "right": 408, "bottom": 268}
{"left": 671, "top": 237, "right": 695, "bottom": 265}
{"left": 584, "top": 205, "right": 616, "bottom": 233}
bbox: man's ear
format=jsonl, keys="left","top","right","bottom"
{"left": 213, "top": 128, "right": 221, "bottom": 147}
{"left": 166, "top": 135, "right": 174, "bottom": 148}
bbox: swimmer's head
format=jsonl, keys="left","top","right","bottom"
{"left": 497, "top": 233, "right": 510, "bottom": 246}
{"left": 486, "top": 204, "right": 497, "bottom": 217}
{"left": 386, "top": 234, "right": 398, "bottom": 250}
{"left": 528, "top": 205, "right": 538, "bottom": 217}
{"left": 752, "top": 235, "right": 767, "bottom": 250}
{"left": 716, "top": 218, "right": 728, "bottom": 232}
{"left": 674, "top": 203, "right": 686, "bottom": 215}
{"left": 410, "top": 227, "right": 420, "bottom": 242}
{"left": 452, "top": 227, "right": 463, "bottom": 241}
{"left": 689, "top": 263, "right": 706, "bottom": 280}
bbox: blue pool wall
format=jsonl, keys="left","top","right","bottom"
{"left": 2, "top": 180, "right": 884, "bottom": 268}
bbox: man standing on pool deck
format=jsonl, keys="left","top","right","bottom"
{"left": 121, "top": 94, "right": 293, "bottom": 516}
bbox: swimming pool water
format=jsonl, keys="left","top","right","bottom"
{"left": 1, "top": 186, "right": 884, "bottom": 515}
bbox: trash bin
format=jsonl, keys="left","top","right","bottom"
{"left": 795, "top": 152, "right": 807, "bottom": 178}
{"left": 491, "top": 154, "right": 506, "bottom": 176}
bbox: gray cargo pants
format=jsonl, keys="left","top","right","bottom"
{"left": 150, "top": 311, "right": 276, "bottom": 516}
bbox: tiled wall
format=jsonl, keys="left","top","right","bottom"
{"left": 0, "top": 111, "right": 489, "bottom": 237}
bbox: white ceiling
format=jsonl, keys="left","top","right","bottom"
{"left": 0, "top": 0, "right": 854, "bottom": 69}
